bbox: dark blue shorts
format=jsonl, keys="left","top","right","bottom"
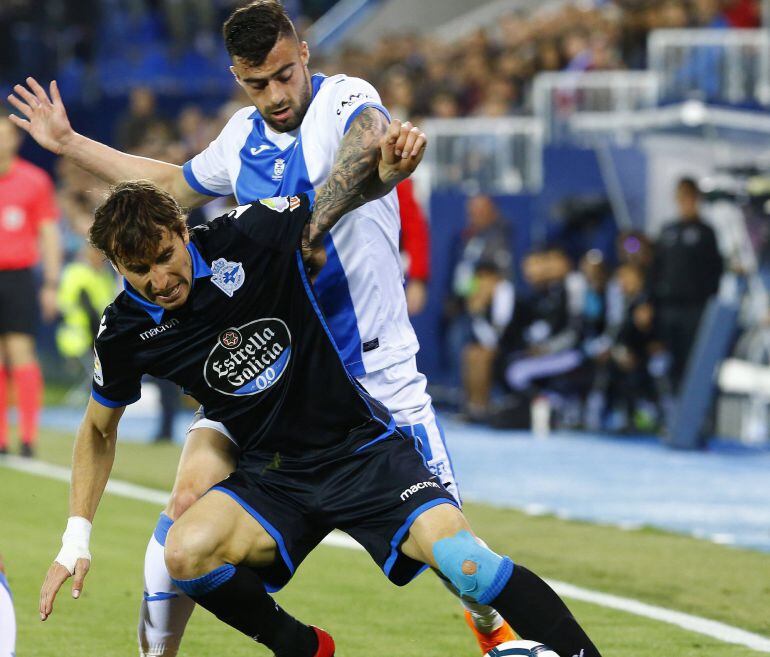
{"left": 211, "top": 432, "right": 458, "bottom": 592}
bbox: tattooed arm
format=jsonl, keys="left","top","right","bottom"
{"left": 302, "top": 113, "right": 426, "bottom": 268}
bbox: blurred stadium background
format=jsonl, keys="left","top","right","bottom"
{"left": 1, "top": 0, "right": 770, "bottom": 655}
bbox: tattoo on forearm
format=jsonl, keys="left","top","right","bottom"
{"left": 307, "top": 108, "right": 388, "bottom": 249}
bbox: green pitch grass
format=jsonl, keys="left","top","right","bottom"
{"left": 1, "top": 428, "right": 768, "bottom": 656}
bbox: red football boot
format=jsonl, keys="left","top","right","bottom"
{"left": 311, "top": 626, "right": 335, "bottom": 657}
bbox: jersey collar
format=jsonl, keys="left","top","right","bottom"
{"left": 247, "top": 73, "right": 327, "bottom": 121}
{"left": 123, "top": 242, "right": 213, "bottom": 324}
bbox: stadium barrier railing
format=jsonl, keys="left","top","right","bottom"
{"left": 418, "top": 117, "right": 545, "bottom": 195}
{"left": 531, "top": 71, "right": 661, "bottom": 142}
{"left": 648, "top": 28, "right": 770, "bottom": 107}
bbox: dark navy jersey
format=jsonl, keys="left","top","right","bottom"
{"left": 92, "top": 193, "right": 394, "bottom": 458}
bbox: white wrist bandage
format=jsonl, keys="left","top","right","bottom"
{"left": 55, "top": 516, "right": 92, "bottom": 575}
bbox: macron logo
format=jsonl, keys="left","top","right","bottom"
{"left": 400, "top": 480, "right": 440, "bottom": 502}
{"left": 250, "top": 145, "right": 271, "bottom": 156}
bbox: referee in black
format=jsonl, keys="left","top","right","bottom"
{"left": 38, "top": 127, "right": 601, "bottom": 657}
{"left": 651, "top": 177, "right": 724, "bottom": 391}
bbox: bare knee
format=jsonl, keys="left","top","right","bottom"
{"left": 164, "top": 521, "right": 223, "bottom": 581}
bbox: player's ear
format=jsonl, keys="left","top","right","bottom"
{"left": 299, "top": 41, "right": 309, "bottom": 66}
{"left": 181, "top": 225, "right": 190, "bottom": 245}
{"left": 229, "top": 65, "right": 241, "bottom": 85}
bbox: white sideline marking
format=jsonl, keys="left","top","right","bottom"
{"left": 4, "top": 456, "right": 770, "bottom": 653}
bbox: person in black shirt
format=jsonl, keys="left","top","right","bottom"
{"left": 652, "top": 177, "right": 723, "bottom": 390}
{"left": 38, "top": 134, "right": 601, "bottom": 657}
{"left": 498, "top": 247, "right": 584, "bottom": 396}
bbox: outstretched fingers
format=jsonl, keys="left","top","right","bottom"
{"left": 49, "top": 80, "right": 63, "bottom": 106}
{"left": 10, "top": 83, "right": 38, "bottom": 112}
{"left": 39, "top": 562, "right": 70, "bottom": 621}
{"left": 26, "top": 76, "right": 53, "bottom": 106}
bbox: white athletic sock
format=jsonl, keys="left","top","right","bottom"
{"left": 0, "top": 573, "right": 16, "bottom": 657}
{"left": 138, "top": 515, "right": 195, "bottom": 657}
{"left": 462, "top": 599, "right": 506, "bottom": 633}
{"left": 437, "top": 570, "right": 505, "bottom": 634}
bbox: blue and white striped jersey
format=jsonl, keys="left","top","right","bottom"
{"left": 183, "top": 73, "right": 419, "bottom": 376}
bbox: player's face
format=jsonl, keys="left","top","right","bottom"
{"left": 117, "top": 228, "right": 193, "bottom": 311}
{"left": 230, "top": 37, "right": 312, "bottom": 133}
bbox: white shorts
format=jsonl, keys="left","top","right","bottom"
{"left": 188, "top": 356, "right": 461, "bottom": 504}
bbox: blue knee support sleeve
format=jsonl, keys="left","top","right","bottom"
{"left": 433, "top": 530, "right": 514, "bottom": 605}
{"left": 153, "top": 513, "right": 174, "bottom": 547}
{"left": 171, "top": 564, "right": 235, "bottom": 597}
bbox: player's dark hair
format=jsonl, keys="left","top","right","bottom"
{"left": 90, "top": 180, "right": 186, "bottom": 265}
{"left": 223, "top": 1, "right": 297, "bottom": 66}
{"left": 677, "top": 177, "right": 701, "bottom": 197}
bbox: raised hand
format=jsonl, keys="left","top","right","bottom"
{"left": 377, "top": 119, "right": 427, "bottom": 189}
{"left": 6, "top": 78, "right": 75, "bottom": 155}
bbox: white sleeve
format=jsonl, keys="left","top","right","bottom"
{"left": 329, "top": 77, "right": 390, "bottom": 140}
{"left": 182, "top": 107, "right": 253, "bottom": 197}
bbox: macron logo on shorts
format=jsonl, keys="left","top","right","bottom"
{"left": 400, "top": 480, "right": 440, "bottom": 502}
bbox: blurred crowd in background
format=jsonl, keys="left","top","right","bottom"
{"left": 0, "top": 0, "right": 762, "bottom": 114}
{"left": 445, "top": 180, "right": 724, "bottom": 433}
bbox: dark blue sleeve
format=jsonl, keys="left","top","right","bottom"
{"left": 91, "top": 311, "right": 142, "bottom": 408}
{"left": 223, "top": 192, "right": 314, "bottom": 253}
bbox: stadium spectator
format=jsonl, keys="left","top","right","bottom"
{"left": 461, "top": 258, "right": 515, "bottom": 422}
{"left": 452, "top": 195, "right": 514, "bottom": 296}
{"left": 0, "top": 553, "right": 15, "bottom": 657}
{"left": 495, "top": 247, "right": 584, "bottom": 425}
{"left": 594, "top": 263, "right": 660, "bottom": 432}
{"left": 651, "top": 177, "right": 724, "bottom": 391}
{"left": 114, "top": 87, "right": 170, "bottom": 151}
{"left": 55, "top": 208, "right": 116, "bottom": 396}
{"left": 0, "top": 110, "right": 61, "bottom": 458}
{"left": 446, "top": 195, "right": 513, "bottom": 386}
{"left": 162, "top": 0, "right": 216, "bottom": 55}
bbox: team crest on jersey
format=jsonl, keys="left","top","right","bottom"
{"left": 259, "top": 196, "right": 290, "bottom": 213}
{"left": 210, "top": 258, "right": 245, "bottom": 298}
{"left": 272, "top": 158, "right": 285, "bottom": 180}
{"left": 258, "top": 196, "right": 301, "bottom": 213}
{"left": 204, "top": 319, "right": 292, "bottom": 396}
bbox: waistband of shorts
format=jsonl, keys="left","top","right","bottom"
{"left": 237, "top": 425, "right": 405, "bottom": 472}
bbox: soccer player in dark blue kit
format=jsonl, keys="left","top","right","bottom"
{"left": 38, "top": 126, "right": 601, "bottom": 657}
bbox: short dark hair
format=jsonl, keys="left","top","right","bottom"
{"left": 223, "top": 1, "right": 297, "bottom": 67}
{"left": 677, "top": 177, "right": 700, "bottom": 197}
{"left": 90, "top": 180, "right": 186, "bottom": 264}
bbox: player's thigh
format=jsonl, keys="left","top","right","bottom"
{"left": 165, "top": 489, "right": 278, "bottom": 577}
{"left": 166, "top": 425, "right": 238, "bottom": 520}
{"left": 4, "top": 332, "right": 37, "bottom": 367}
{"left": 400, "top": 503, "right": 473, "bottom": 568}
